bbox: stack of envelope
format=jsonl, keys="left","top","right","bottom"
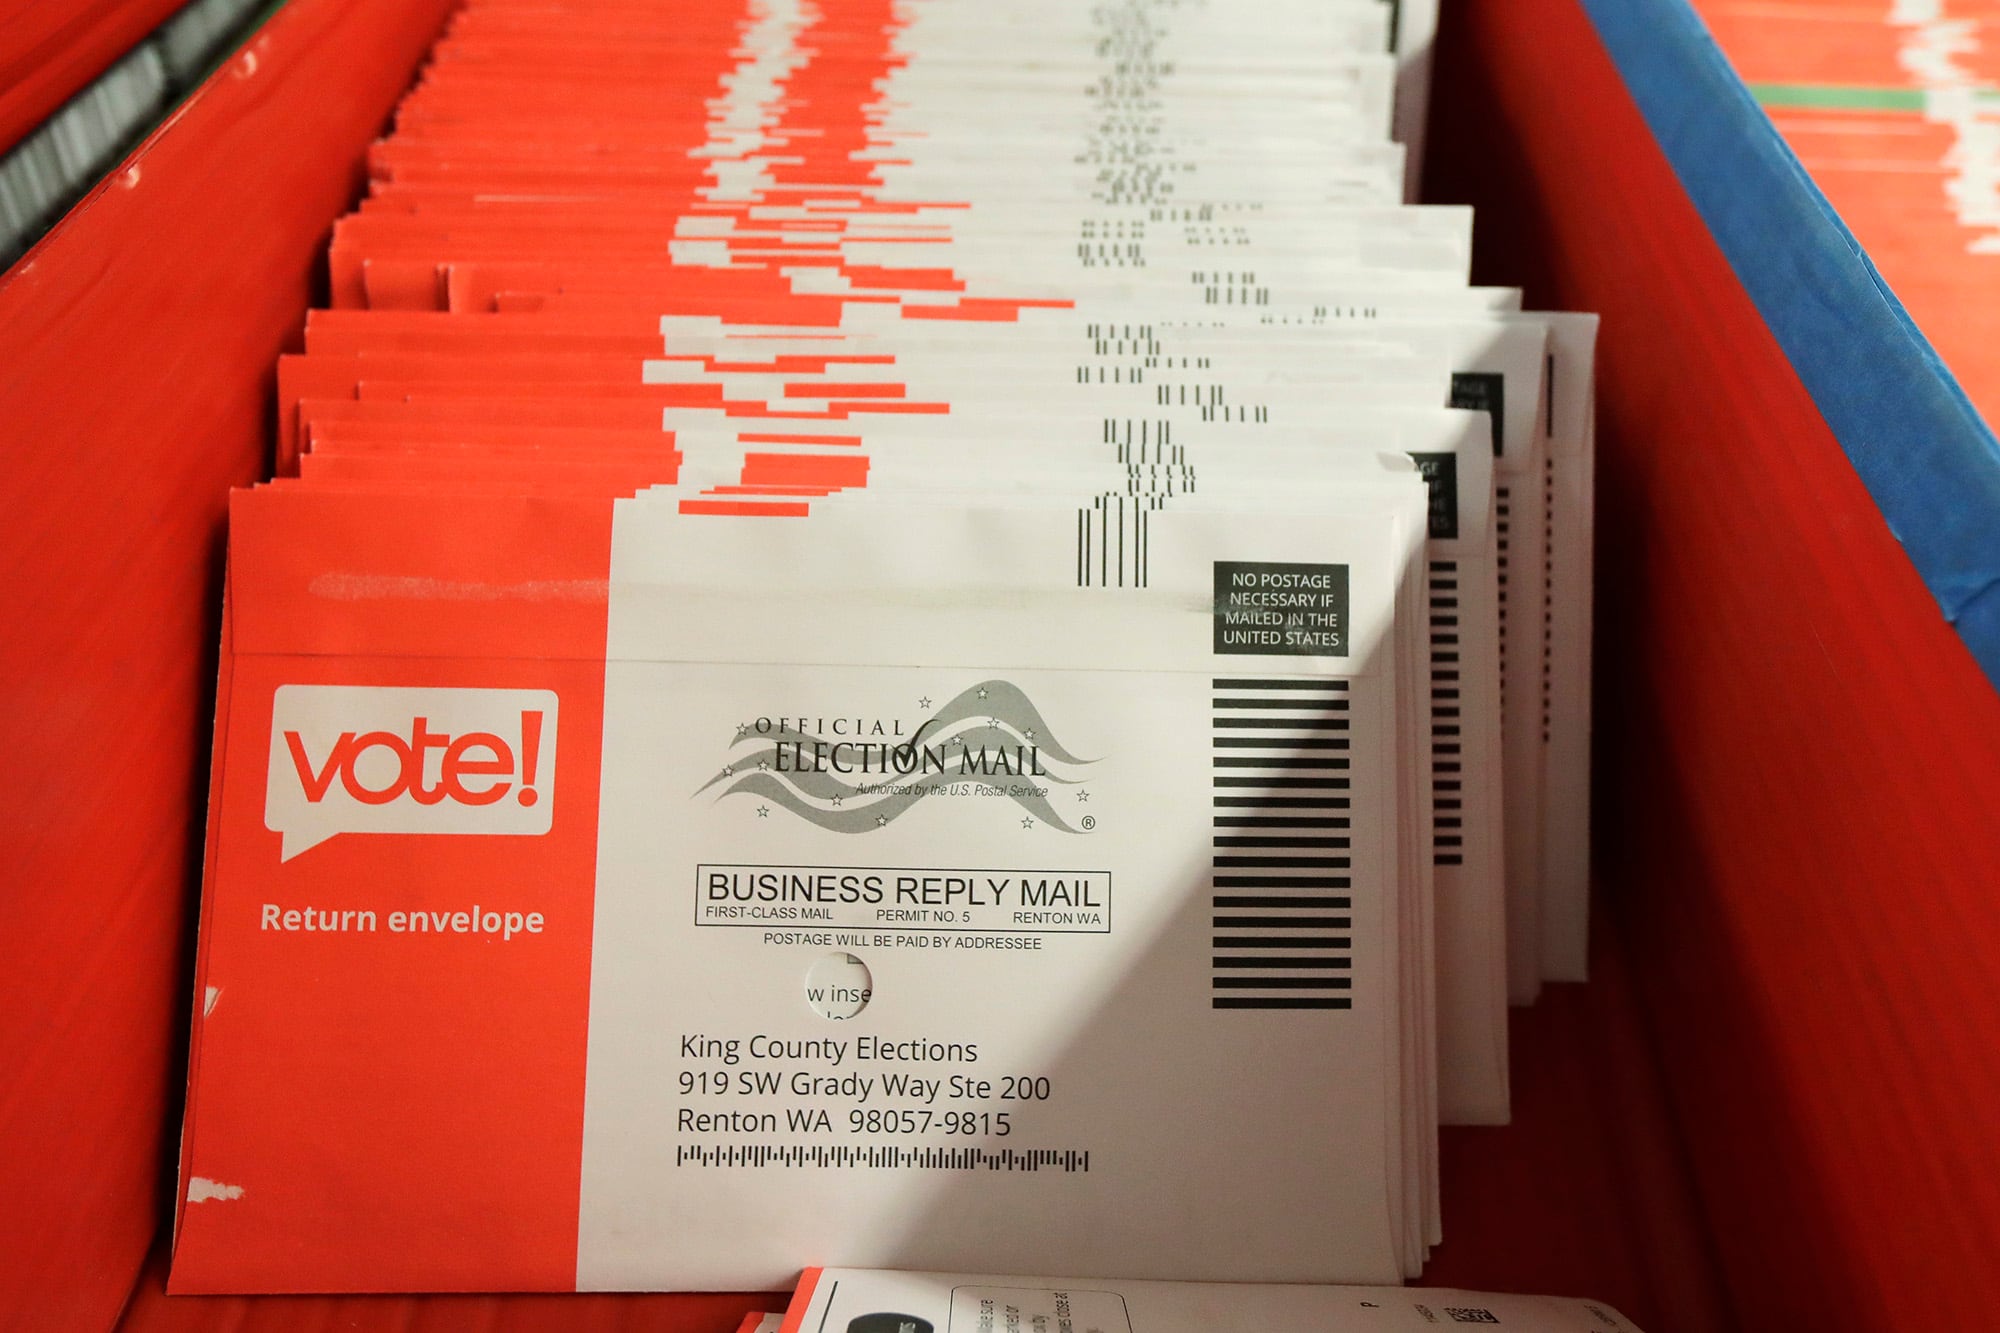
{"left": 171, "top": 0, "right": 1601, "bottom": 1296}
{"left": 750, "top": 1265, "right": 1645, "bottom": 1332}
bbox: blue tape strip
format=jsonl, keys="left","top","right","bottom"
{"left": 1579, "top": 0, "right": 2000, "bottom": 690}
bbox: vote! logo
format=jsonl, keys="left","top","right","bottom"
{"left": 264, "top": 685, "right": 558, "bottom": 861}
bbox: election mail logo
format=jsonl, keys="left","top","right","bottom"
{"left": 265, "top": 685, "right": 557, "bottom": 861}
{"left": 695, "top": 679, "right": 1092, "bottom": 833}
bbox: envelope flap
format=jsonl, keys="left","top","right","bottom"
{"left": 227, "top": 487, "right": 614, "bottom": 660}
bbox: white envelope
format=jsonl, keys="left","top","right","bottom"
{"left": 576, "top": 498, "right": 1424, "bottom": 1286}
{"left": 785, "top": 1266, "right": 1643, "bottom": 1333}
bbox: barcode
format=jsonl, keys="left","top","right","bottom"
{"left": 1193, "top": 270, "right": 1272, "bottom": 307}
{"left": 675, "top": 1144, "right": 1091, "bottom": 1172}
{"left": 1211, "top": 678, "right": 1355, "bottom": 1010}
{"left": 1150, "top": 380, "right": 1270, "bottom": 424}
{"left": 1541, "top": 455, "right": 1556, "bottom": 744}
{"left": 1073, "top": 362, "right": 1145, "bottom": 384}
{"left": 1495, "top": 480, "right": 1511, "bottom": 711}
{"left": 1102, "top": 415, "right": 1180, "bottom": 462}
{"left": 1083, "top": 322, "right": 1162, "bottom": 357}
{"left": 1428, "top": 560, "right": 1465, "bottom": 867}
{"left": 1076, "top": 494, "right": 1156, "bottom": 587}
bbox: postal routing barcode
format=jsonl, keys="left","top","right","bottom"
{"left": 1076, "top": 493, "right": 1162, "bottom": 587}
{"left": 675, "top": 1144, "right": 1091, "bottom": 1172}
{"left": 1211, "top": 678, "right": 1354, "bottom": 1011}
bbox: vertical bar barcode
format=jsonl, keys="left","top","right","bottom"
{"left": 1211, "top": 678, "right": 1355, "bottom": 1011}
{"left": 1429, "top": 559, "right": 1465, "bottom": 867}
{"left": 1076, "top": 496, "right": 1153, "bottom": 587}
{"left": 1542, "top": 456, "right": 1556, "bottom": 744}
{"left": 1495, "top": 481, "right": 1511, "bottom": 716}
